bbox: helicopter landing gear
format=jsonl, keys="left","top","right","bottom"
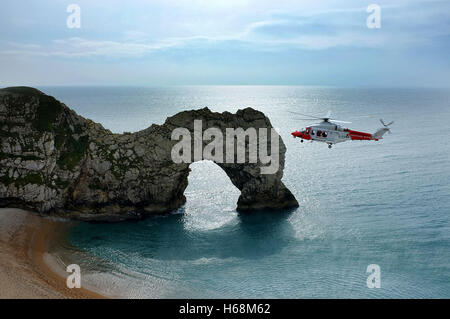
{"left": 328, "top": 144, "right": 332, "bottom": 149}
{"left": 301, "top": 139, "right": 304, "bottom": 143}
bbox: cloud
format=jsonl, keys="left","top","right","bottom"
{"left": 240, "top": 16, "right": 385, "bottom": 50}
{"left": 0, "top": 20, "right": 383, "bottom": 58}
{"left": 1, "top": 0, "right": 449, "bottom": 86}
{"left": 1, "top": 37, "right": 197, "bottom": 58}
{"left": 0, "top": 1, "right": 449, "bottom": 58}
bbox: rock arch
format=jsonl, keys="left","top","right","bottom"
{"left": 0, "top": 87, "right": 298, "bottom": 221}
{"left": 164, "top": 108, "right": 298, "bottom": 213}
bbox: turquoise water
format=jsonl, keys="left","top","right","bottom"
{"left": 42, "top": 86, "right": 450, "bottom": 298}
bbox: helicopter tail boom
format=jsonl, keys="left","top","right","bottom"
{"left": 348, "top": 129, "right": 373, "bottom": 141}
{"left": 373, "top": 127, "right": 389, "bottom": 140}
{"left": 373, "top": 119, "right": 393, "bottom": 140}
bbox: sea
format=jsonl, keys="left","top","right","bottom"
{"left": 39, "top": 86, "right": 450, "bottom": 298}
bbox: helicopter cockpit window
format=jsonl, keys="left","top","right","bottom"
{"left": 311, "top": 130, "right": 315, "bottom": 135}
{"left": 305, "top": 128, "right": 310, "bottom": 134}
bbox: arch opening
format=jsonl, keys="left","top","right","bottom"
{"left": 181, "top": 160, "right": 240, "bottom": 231}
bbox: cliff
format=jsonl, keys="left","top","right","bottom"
{"left": 0, "top": 87, "right": 298, "bottom": 221}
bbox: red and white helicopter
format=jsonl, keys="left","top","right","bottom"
{"left": 290, "top": 111, "right": 393, "bottom": 148}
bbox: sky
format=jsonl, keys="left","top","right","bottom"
{"left": 0, "top": 0, "right": 449, "bottom": 87}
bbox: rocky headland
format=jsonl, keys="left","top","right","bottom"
{"left": 0, "top": 87, "right": 298, "bottom": 221}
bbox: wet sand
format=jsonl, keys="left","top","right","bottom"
{"left": 0, "top": 208, "right": 105, "bottom": 299}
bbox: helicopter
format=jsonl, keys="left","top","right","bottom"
{"left": 290, "top": 111, "right": 393, "bottom": 148}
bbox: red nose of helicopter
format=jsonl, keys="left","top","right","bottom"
{"left": 291, "top": 130, "right": 310, "bottom": 140}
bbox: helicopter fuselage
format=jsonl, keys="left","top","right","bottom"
{"left": 291, "top": 120, "right": 378, "bottom": 148}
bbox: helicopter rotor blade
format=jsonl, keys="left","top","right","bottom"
{"left": 288, "top": 111, "right": 324, "bottom": 119}
{"left": 330, "top": 119, "right": 352, "bottom": 124}
{"left": 344, "top": 112, "right": 394, "bottom": 119}
{"left": 289, "top": 110, "right": 354, "bottom": 124}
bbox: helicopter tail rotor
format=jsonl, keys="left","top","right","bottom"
{"left": 374, "top": 119, "right": 394, "bottom": 138}
{"left": 379, "top": 119, "right": 394, "bottom": 134}
{"left": 380, "top": 119, "right": 394, "bottom": 127}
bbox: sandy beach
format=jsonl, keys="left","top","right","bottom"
{"left": 0, "top": 208, "right": 105, "bottom": 299}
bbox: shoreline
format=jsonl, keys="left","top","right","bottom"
{"left": 0, "top": 208, "right": 105, "bottom": 299}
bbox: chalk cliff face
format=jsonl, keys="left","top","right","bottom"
{"left": 0, "top": 87, "right": 298, "bottom": 221}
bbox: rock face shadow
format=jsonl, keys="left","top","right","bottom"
{"left": 70, "top": 209, "right": 295, "bottom": 261}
